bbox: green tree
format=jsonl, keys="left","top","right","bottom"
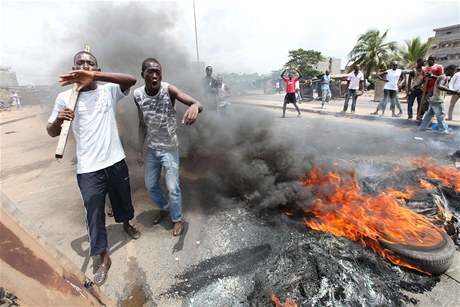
{"left": 396, "top": 37, "right": 434, "bottom": 68}
{"left": 284, "top": 48, "right": 324, "bottom": 79}
{"left": 347, "top": 29, "right": 397, "bottom": 77}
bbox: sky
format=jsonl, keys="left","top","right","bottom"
{"left": 1, "top": 0, "right": 459, "bottom": 85}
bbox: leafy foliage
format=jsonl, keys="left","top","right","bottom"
{"left": 347, "top": 29, "right": 397, "bottom": 77}
{"left": 284, "top": 49, "right": 324, "bottom": 79}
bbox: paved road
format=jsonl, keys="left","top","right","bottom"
{"left": 1, "top": 104, "right": 459, "bottom": 306}
{"left": 229, "top": 92, "right": 460, "bottom": 130}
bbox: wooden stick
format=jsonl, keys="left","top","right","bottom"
{"left": 55, "top": 85, "right": 79, "bottom": 159}
{"left": 54, "top": 44, "right": 90, "bottom": 159}
{"left": 417, "top": 78, "right": 428, "bottom": 120}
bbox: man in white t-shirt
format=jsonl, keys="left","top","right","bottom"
{"left": 372, "top": 62, "right": 409, "bottom": 117}
{"left": 341, "top": 64, "right": 365, "bottom": 114}
{"left": 46, "top": 50, "right": 140, "bottom": 286}
{"left": 447, "top": 69, "right": 460, "bottom": 120}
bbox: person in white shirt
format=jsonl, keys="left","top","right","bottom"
{"left": 447, "top": 69, "right": 460, "bottom": 120}
{"left": 372, "top": 62, "right": 409, "bottom": 117}
{"left": 341, "top": 65, "right": 365, "bottom": 114}
{"left": 46, "top": 50, "right": 140, "bottom": 286}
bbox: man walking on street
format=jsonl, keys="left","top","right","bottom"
{"left": 134, "top": 57, "right": 203, "bottom": 237}
{"left": 46, "top": 50, "right": 140, "bottom": 287}
{"left": 321, "top": 70, "right": 331, "bottom": 108}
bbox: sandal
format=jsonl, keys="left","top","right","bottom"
{"left": 94, "top": 261, "right": 111, "bottom": 286}
{"left": 173, "top": 220, "right": 184, "bottom": 237}
{"left": 124, "top": 224, "right": 141, "bottom": 240}
{"left": 152, "top": 210, "right": 168, "bottom": 225}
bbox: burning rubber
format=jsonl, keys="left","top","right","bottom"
{"left": 379, "top": 228, "right": 456, "bottom": 276}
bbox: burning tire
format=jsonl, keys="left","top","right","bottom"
{"left": 379, "top": 228, "right": 456, "bottom": 276}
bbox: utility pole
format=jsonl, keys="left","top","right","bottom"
{"left": 193, "top": 0, "right": 200, "bottom": 63}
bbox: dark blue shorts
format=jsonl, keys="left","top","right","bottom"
{"left": 77, "top": 159, "right": 134, "bottom": 256}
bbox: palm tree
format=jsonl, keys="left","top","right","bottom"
{"left": 347, "top": 29, "right": 397, "bottom": 77}
{"left": 396, "top": 37, "right": 434, "bottom": 68}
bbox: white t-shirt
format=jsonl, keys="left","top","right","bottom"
{"left": 347, "top": 71, "right": 364, "bottom": 90}
{"left": 48, "top": 83, "right": 129, "bottom": 174}
{"left": 449, "top": 71, "right": 460, "bottom": 91}
{"left": 383, "top": 69, "right": 402, "bottom": 91}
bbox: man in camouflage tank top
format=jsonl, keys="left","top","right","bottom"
{"left": 134, "top": 58, "right": 203, "bottom": 236}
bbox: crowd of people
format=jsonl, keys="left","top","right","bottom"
{"left": 279, "top": 57, "right": 459, "bottom": 135}
{"left": 45, "top": 49, "right": 458, "bottom": 288}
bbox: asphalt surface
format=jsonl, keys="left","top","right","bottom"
{"left": 1, "top": 98, "right": 459, "bottom": 306}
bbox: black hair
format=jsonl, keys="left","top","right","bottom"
{"left": 141, "top": 57, "right": 161, "bottom": 73}
{"left": 73, "top": 51, "right": 98, "bottom": 66}
{"left": 445, "top": 64, "right": 457, "bottom": 72}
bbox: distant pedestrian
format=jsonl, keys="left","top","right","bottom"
{"left": 295, "top": 79, "right": 302, "bottom": 103}
{"left": 216, "top": 74, "right": 231, "bottom": 109}
{"left": 320, "top": 70, "right": 331, "bottom": 108}
{"left": 280, "top": 67, "right": 302, "bottom": 118}
{"left": 420, "top": 55, "right": 444, "bottom": 120}
{"left": 418, "top": 64, "right": 457, "bottom": 134}
{"left": 341, "top": 65, "right": 365, "bottom": 114}
{"left": 447, "top": 68, "right": 460, "bottom": 121}
{"left": 275, "top": 81, "right": 281, "bottom": 94}
{"left": 372, "top": 62, "right": 407, "bottom": 117}
{"left": 201, "top": 65, "right": 218, "bottom": 110}
{"left": 406, "top": 58, "right": 426, "bottom": 120}
{"left": 10, "top": 92, "right": 21, "bottom": 109}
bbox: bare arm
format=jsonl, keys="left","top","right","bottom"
{"left": 59, "top": 70, "right": 137, "bottom": 92}
{"left": 168, "top": 85, "right": 203, "bottom": 126}
{"left": 280, "top": 69, "right": 287, "bottom": 78}
{"left": 46, "top": 108, "right": 74, "bottom": 137}
{"left": 436, "top": 75, "right": 453, "bottom": 93}
{"left": 135, "top": 102, "right": 147, "bottom": 166}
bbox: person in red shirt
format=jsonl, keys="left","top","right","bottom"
{"left": 281, "top": 67, "right": 302, "bottom": 118}
{"left": 419, "top": 55, "right": 444, "bottom": 120}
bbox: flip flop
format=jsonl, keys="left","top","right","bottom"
{"left": 173, "top": 220, "right": 184, "bottom": 237}
{"left": 124, "top": 225, "right": 141, "bottom": 240}
{"left": 94, "top": 261, "right": 111, "bottom": 286}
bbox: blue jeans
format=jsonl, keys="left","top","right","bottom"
{"left": 321, "top": 88, "right": 331, "bottom": 105}
{"left": 343, "top": 89, "right": 358, "bottom": 112}
{"left": 380, "top": 89, "right": 397, "bottom": 112}
{"left": 419, "top": 102, "right": 448, "bottom": 131}
{"left": 144, "top": 147, "right": 182, "bottom": 222}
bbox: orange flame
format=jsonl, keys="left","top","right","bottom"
{"left": 412, "top": 158, "right": 460, "bottom": 192}
{"left": 271, "top": 294, "right": 298, "bottom": 307}
{"left": 387, "top": 187, "right": 415, "bottom": 199}
{"left": 301, "top": 167, "right": 444, "bottom": 274}
{"left": 419, "top": 179, "right": 434, "bottom": 190}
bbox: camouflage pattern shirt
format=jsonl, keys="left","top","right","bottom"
{"left": 134, "top": 82, "right": 179, "bottom": 150}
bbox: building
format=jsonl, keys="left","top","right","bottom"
{"left": 0, "top": 66, "right": 19, "bottom": 89}
{"left": 431, "top": 24, "right": 460, "bottom": 67}
{"left": 0, "top": 66, "right": 57, "bottom": 105}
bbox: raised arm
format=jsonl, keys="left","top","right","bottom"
{"left": 168, "top": 85, "right": 203, "bottom": 126}
{"left": 280, "top": 69, "right": 287, "bottom": 78}
{"left": 59, "top": 70, "right": 137, "bottom": 92}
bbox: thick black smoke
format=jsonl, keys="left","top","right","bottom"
{"left": 49, "top": 2, "right": 314, "bottom": 210}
